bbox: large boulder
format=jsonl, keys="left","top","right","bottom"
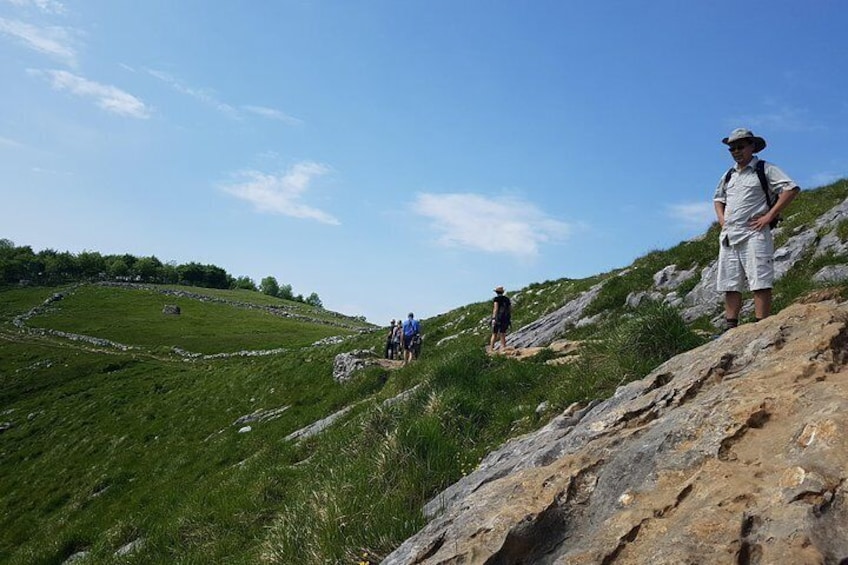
{"left": 383, "top": 298, "right": 848, "bottom": 564}
{"left": 332, "top": 349, "right": 378, "bottom": 383}
{"left": 813, "top": 265, "right": 848, "bottom": 284}
{"left": 652, "top": 264, "right": 697, "bottom": 291}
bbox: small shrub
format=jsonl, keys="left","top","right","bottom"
{"left": 836, "top": 218, "right": 848, "bottom": 242}
{"left": 555, "top": 303, "right": 706, "bottom": 402}
{"left": 611, "top": 303, "right": 705, "bottom": 364}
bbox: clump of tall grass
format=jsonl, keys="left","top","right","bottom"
{"left": 553, "top": 302, "right": 706, "bottom": 402}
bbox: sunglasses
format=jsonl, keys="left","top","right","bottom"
{"left": 728, "top": 143, "right": 751, "bottom": 152}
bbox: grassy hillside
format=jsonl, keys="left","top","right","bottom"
{"left": 23, "top": 285, "right": 354, "bottom": 354}
{"left": 1, "top": 179, "right": 847, "bottom": 564}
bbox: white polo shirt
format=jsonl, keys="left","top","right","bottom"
{"left": 713, "top": 157, "right": 798, "bottom": 245}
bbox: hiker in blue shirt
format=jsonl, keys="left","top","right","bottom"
{"left": 402, "top": 312, "right": 421, "bottom": 364}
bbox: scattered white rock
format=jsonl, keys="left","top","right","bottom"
{"left": 813, "top": 264, "right": 848, "bottom": 283}
{"left": 114, "top": 538, "right": 144, "bottom": 557}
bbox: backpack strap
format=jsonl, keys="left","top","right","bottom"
{"left": 755, "top": 160, "right": 772, "bottom": 207}
{"left": 755, "top": 160, "right": 781, "bottom": 228}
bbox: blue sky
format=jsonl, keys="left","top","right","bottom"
{"left": 2, "top": 0, "right": 847, "bottom": 324}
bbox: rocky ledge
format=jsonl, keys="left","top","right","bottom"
{"left": 384, "top": 295, "right": 848, "bottom": 564}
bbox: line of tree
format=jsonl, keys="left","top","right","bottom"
{"left": 0, "top": 239, "right": 322, "bottom": 308}
{"left": 259, "top": 275, "right": 322, "bottom": 308}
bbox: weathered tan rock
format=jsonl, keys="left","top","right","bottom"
{"left": 383, "top": 299, "right": 848, "bottom": 564}
{"left": 489, "top": 340, "right": 589, "bottom": 361}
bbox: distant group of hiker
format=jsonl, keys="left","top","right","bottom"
{"left": 385, "top": 312, "right": 422, "bottom": 363}
{"left": 385, "top": 286, "right": 513, "bottom": 362}
{"left": 381, "top": 128, "right": 800, "bottom": 355}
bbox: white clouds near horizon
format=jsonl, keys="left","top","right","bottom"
{"left": 0, "top": 135, "right": 24, "bottom": 148}
{"left": 0, "top": 17, "right": 76, "bottom": 66}
{"left": 666, "top": 202, "right": 716, "bottom": 230}
{"left": 221, "top": 162, "right": 340, "bottom": 225}
{"left": 27, "top": 69, "right": 151, "bottom": 118}
{"left": 412, "top": 193, "right": 571, "bottom": 258}
{"left": 809, "top": 171, "right": 848, "bottom": 188}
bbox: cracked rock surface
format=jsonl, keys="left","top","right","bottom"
{"left": 383, "top": 298, "right": 848, "bottom": 564}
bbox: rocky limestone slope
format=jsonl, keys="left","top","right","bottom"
{"left": 506, "top": 196, "right": 848, "bottom": 349}
{"left": 383, "top": 295, "right": 848, "bottom": 564}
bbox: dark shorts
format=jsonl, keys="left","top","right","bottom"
{"left": 403, "top": 335, "right": 414, "bottom": 349}
{"left": 492, "top": 320, "right": 510, "bottom": 334}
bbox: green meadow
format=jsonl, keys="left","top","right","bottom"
{"left": 25, "top": 284, "right": 347, "bottom": 354}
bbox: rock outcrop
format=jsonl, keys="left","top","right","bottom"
{"left": 333, "top": 349, "right": 379, "bottom": 383}
{"left": 383, "top": 297, "right": 848, "bottom": 564}
{"left": 507, "top": 282, "right": 606, "bottom": 349}
{"left": 162, "top": 304, "right": 181, "bottom": 315}
{"left": 505, "top": 197, "right": 848, "bottom": 345}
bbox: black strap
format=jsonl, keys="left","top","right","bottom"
{"left": 754, "top": 160, "right": 773, "bottom": 207}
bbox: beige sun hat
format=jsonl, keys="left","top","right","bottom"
{"left": 722, "top": 128, "right": 767, "bottom": 153}
{"left": 493, "top": 286, "right": 505, "bottom": 294}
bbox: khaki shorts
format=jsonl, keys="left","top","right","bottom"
{"left": 717, "top": 231, "right": 774, "bottom": 292}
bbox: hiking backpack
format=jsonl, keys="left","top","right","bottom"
{"left": 723, "top": 160, "right": 780, "bottom": 229}
{"left": 497, "top": 298, "right": 511, "bottom": 324}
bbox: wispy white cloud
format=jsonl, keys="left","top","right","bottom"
{"left": 28, "top": 69, "right": 152, "bottom": 118}
{"left": 32, "top": 166, "right": 73, "bottom": 176}
{"left": 5, "top": 0, "right": 66, "bottom": 14}
{"left": 146, "top": 69, "right": 301, "bottom": 124}
{"left": 0, "top": 17, "right": 77, "bottom": 66}
{"left": 666, "top": 202, "right": 716, "bottom": 229}
{"left": 411, "top": 192, "right": 571, "bottom": 258}
{"left": 146, "top": 68, "right": 239, "bottom": 117}
{"left": 0, "top": 135, "right": 24, "bottom": 148}
{"left": 221, "top": 162, "right": 339, "bottom": 225}
{"left": 242, "top": 105, "right": 302, "bottom": 125}
{"left": 808, "top": 172, "right": 847, "bottom": 188}
{"left": 729, "top": 102, "right": 825, "bottom": 133}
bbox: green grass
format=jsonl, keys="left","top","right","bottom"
{"left": 23, "top": 285, "right": 352, "bottom": 354}
{"left": 0, "top": 286, "right": 71, "bottom": 322}
{"left": 0, "top": 332, "right": 383, "bottom": 564}
{"left": 154, "top": 284, "right": 368, "bottom": 326}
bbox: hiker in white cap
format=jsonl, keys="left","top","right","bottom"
{"left": 713, "top": 128, "right": 800, "bottom": 330}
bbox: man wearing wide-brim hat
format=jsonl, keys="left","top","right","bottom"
{"left": 713, "top": 128, "right": 800, "bottom": 330}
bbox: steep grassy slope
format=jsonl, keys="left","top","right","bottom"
{"left": 1, "top": 179, "right": 847, "bottom": 564}
{"left": 1, "top": 286, "right": 374, "bottom": 563}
